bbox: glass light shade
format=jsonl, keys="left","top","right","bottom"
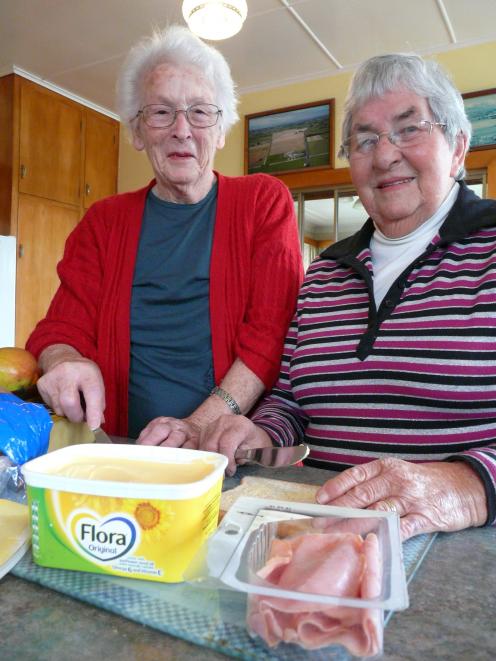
{"left": 182, "top": 0, "right": 248, "bottom": 40}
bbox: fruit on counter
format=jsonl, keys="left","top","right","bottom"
{"left": 0, "top": 347, "right": 40, "bottom": 392}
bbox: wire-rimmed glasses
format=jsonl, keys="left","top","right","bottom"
{"left": 136, "top": 103, "right": 223, "bottom": 128}
{"left": 340, "top": 120, "right": 447, "bottom": 159}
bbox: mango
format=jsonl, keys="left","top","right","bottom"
{"left": 0, "top": 347, "right": 40, "bottom": 393}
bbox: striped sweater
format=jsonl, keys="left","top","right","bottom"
{"left": 252, "top": 183, "right": 496, "bottom": 526}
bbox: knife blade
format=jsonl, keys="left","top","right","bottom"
{"left": 91, "top": 427, "right": 113, "bottom": 444}
{"left": 90, "top": 428, "right": 137, "bottom": 444}
{"left": 234, "top": 444, "right": 309, "bottom": 467}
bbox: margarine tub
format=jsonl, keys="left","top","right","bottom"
{"left": 21, "top": 443, "right": 228, "bottom": 583}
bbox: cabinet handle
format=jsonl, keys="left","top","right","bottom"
{"left": 20, "top": 164, "right": 27, "bottom": 178}
{"left": 18, "top": 243, "right": 24, "bottom": 258}
{"left": 85, "top": 183, "right": 91, "bottom": 196}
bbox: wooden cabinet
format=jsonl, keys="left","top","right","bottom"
{"left": 16, "top": 196, "right": 80, "bottom": 346}
{"left": 83, "top": 110, "right": 119, "bottom": 209}
{"left": 0, "top": 74, "right": 119, "bottom": 347}
{"left": 19, "top": 82, "right": 82, "bottom": 205}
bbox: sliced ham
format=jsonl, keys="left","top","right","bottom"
{"left": 246, "top": 531, "right": 383, "bottom": 657}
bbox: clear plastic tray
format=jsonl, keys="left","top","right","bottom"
{"left": 187, "top": 496, "right": 409, "bottom": 612}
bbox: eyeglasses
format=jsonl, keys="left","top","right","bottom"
{"left": 341, "top": 120, "right": 447, "bottom": 159}
{"left": 136, "top": 103, "right": 223, "bottom": 128}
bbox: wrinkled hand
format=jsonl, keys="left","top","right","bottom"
{"left": 198, "top": 415, "right": 272, "bottom": 476}
{"left": 315, "top": 457, "right": 487, "bottom": 540}
{"left": 36, "top": 357, "right": 105, "bottom": 430}
{"left": 137, "top": 417, "right": 200, "bottom": 449}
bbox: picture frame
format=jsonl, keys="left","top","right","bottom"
{"left": 244, "top": 99, "right": 334, "bottom": 175}
{"left": 462, "top": 88, "right": 496, "bottom": 151}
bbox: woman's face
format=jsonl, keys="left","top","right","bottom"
{"left": 349, "top": 89, "right": 467, "bottom": 238}
{"left": 132, "top": 63, "right": 225, "bottom": 204}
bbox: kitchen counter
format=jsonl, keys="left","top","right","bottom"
{"left": 1, "top": 464, "right": 495, "bottom": 660}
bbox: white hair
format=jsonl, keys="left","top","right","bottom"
{"left": 116, "top": 25, "right": 239, "bottom": 134}
{"left": 339, "top": 53, "right": 471, "bottom": 179}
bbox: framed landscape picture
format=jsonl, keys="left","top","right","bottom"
{"left": 463, "top": 88, "right": 496, "bottom": 150}
{"left": 245, "top": 99, "right": 334, "bottom": 175}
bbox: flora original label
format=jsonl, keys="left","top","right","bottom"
{"left": 69, "top": 511, "right": 140, "bottom": 562}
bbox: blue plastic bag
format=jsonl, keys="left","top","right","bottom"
{"left": 0, "top": 392, "right": 53, "bottom": 465}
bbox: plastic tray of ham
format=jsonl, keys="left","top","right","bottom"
{"left": 191, "top": 497, "right": 409, "bottom": 657}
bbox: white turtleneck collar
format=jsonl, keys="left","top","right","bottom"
{"left": 370, "top": 182, "right": 459, "bottom": 308}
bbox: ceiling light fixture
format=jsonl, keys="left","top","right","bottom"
{"left": 182, "top": 0, "right": 248, "bottom": 40}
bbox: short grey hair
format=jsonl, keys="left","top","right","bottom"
{"left": 339, "top": 53, "right": 471, "bottom": 179}
{"left": 116, "top": 24, "right": 239, "bottom": 134}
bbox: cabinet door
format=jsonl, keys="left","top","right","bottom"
{"left": 83, "top": 111, "right": 119, "bottom": 209}
{"left": 19, "top": 80, "right": 82, "bottom": 206}
{"left": 16, "top": 195, "right": 80, "bottom": 347}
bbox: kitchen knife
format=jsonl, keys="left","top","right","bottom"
{"left": 91, "top": 427, "right": 113, "bottom": 443}
{"left": 234, "top": 444, "right": 309, "bottom": 467}
{"left": 92, "top": 429, "right": 309, "bottom": 468}
{"left": 92, "top": 428, "right": 134, "bottom": 444}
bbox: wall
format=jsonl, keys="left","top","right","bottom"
{"left": 119, "top": 129, "right": 154, "bottom": 192}
{"left": 118, "top": 40, "right": 496, "bottom": 191}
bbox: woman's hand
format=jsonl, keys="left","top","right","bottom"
{"left": 198, "top": 415, "right": 273, "bottom": 476}
{"left": 137, "top": 417, "right": 200, "bottom": 449}
{"left": 37, "top": 346, "right": 105, "bottom": 430}
{"left": 315, "top": 457, "right": 488, "bottom": 540}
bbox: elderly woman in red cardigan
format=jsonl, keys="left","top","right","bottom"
{"left": 27, "top": 25, "right": 303, "bottom": 444}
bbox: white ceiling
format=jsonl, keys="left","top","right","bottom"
{"left": 1, "top": 0, "right": 496, "bottom": 117}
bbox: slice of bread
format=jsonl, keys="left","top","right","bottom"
{"left": 48, "top": 416, "right": 95, "bottom": 452}
{"left": 220, "top": 476, "right": 320, "bottom": 517}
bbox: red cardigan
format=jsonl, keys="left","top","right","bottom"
{"left": 27, "top": 173, "right": 303, "bottom": 435}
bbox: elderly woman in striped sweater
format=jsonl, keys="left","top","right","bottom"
{"left": 201, "top": 53, "right": 496, "bottom": 541}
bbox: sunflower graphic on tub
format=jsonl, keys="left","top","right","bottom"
{"left": 123, "top": 499, "right": 175, "bottom": 538}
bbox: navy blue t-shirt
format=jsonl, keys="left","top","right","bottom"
{"left": 127, "top": 185, "right": 217, "bottom": 438}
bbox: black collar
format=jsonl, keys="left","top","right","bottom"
{"left": 320, "top": 181, "right": 496, "bottom": 261}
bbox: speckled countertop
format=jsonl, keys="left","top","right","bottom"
{"left": 1, "top": 465, "right": 494, "bottom": 660}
